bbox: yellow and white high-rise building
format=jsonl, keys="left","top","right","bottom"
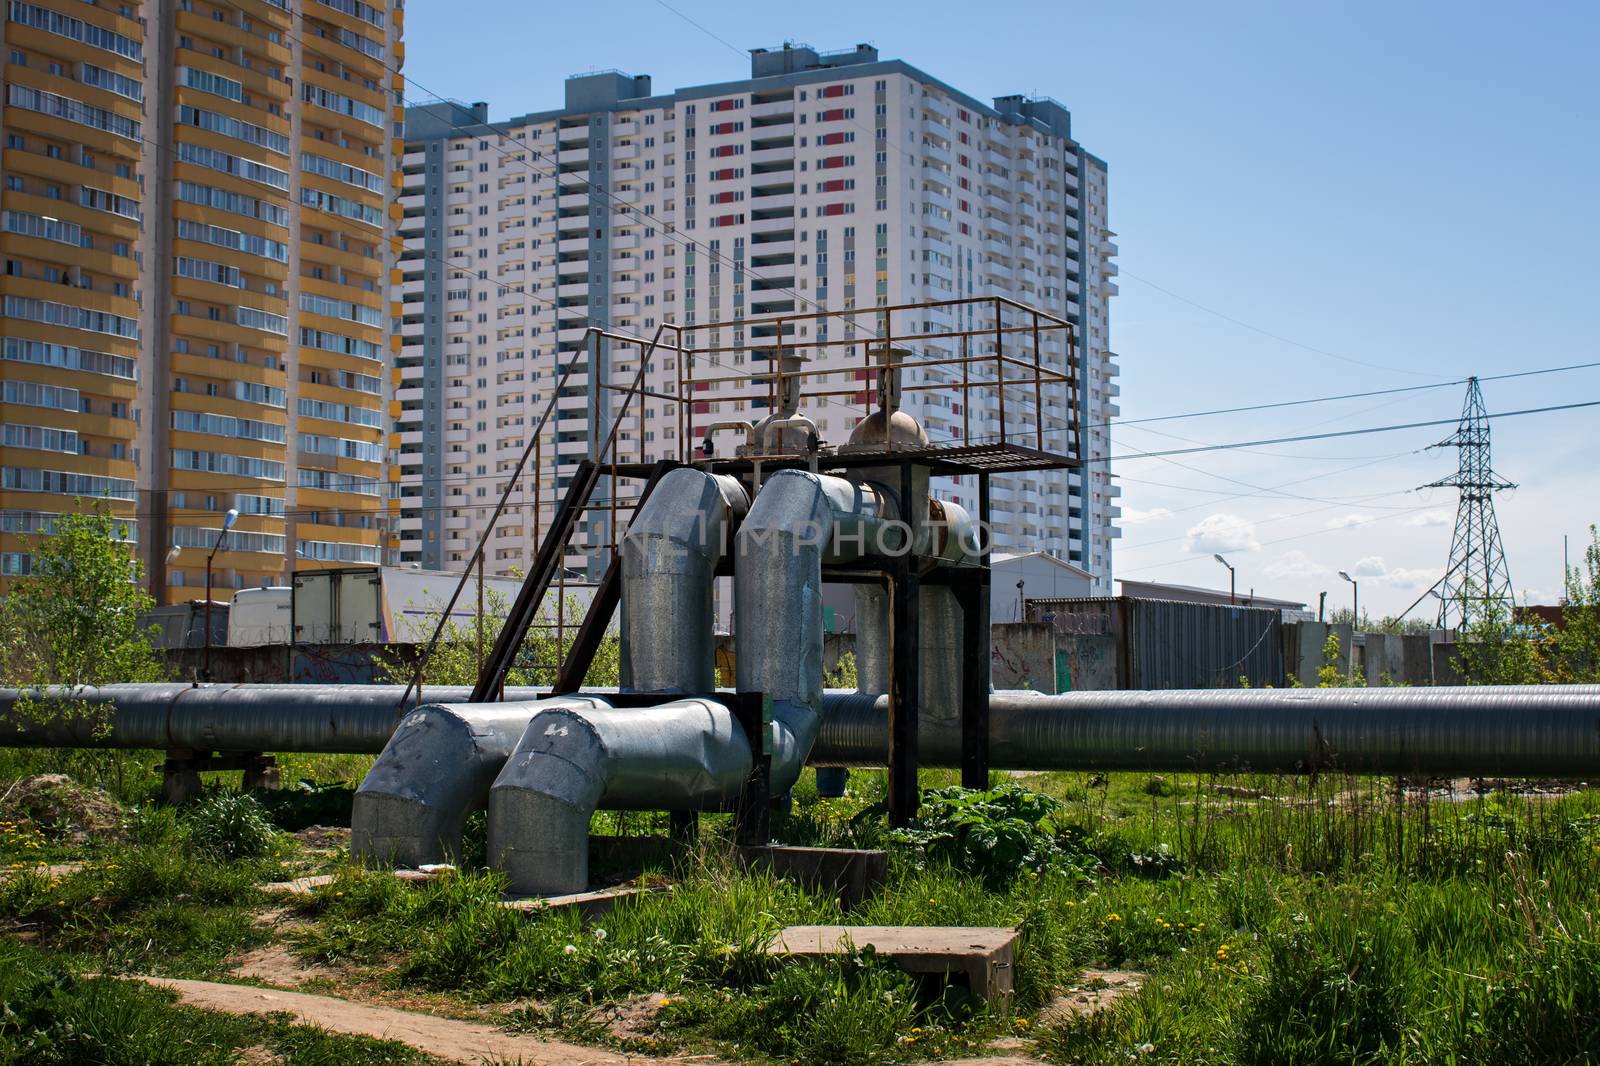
{"left": 1, "top": 0, "right": 404, "bottom": 602}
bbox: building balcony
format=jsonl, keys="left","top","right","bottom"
{"left": 749, "top": 146, "right": 794, "bottom": 167}
{"left": 750, "top": 215, "right": 795, "bottom": 235}
{"left": 751, "top": 98, "right": 795, "bottom": 120}
{"left": 921, "top": 140, "right": 953, "bottom": 168}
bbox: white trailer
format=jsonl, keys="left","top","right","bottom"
{"left": 290, "top": 566, "right": 594, "bottom": 645}
{"left": 228, "top": 587, "right": 292, "bottom": 647}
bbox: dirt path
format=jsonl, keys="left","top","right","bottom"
{"left": 135, "top": 977, "right": 679, "bottom": 1065}
{"left": 138, "top": 975, "right": 1054, "bottom": 1066}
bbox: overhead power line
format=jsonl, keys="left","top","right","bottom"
{"left": 1107, "top": 398, "right": 1600, "bottom": 463}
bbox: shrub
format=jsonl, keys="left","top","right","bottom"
{"left": 184, "top": 792, "right": 277, "bottom": 861}
{"left": 889, "top": 784, "right": 1094, "bottom": 888}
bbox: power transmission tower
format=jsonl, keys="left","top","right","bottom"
{"left": 1424, "top": 376, "right": 1516, "bottom": 631}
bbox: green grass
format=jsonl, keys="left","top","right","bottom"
{"left": 6, "top": 763, "right": 1600, "bottom": 1064}
{"left": 0, "top": 938, "right": 443, "bottom": 1063}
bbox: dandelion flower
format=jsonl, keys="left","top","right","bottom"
{"left": 1138, "top": 1042, "right": 1155, "bottom": 1054}
{"left": 563, "top": 943, "right": 578, "bottom": 955}
{"left": 593, "top": 927, "right": 607, "bottom": 941}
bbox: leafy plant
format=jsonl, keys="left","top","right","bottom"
{"left": 184, "top": 791, "right": 278, "bottom": 861}
{"left": 375, "top": 591, "right": 620, "bottom": 689}
{"left": 889, "top": 784, "right": 1093, "bottom": 887}
{"left": 0, "top": 507, "right": 169, "bottom": 774}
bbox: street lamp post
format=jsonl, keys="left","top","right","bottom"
{"left": 1338, "top": 569, "right": 1359, "bottom": 627}
{"left": 1213, "top": 554, "right": 1236, "bottom": 605}
{"left": 203, "top": 508, "right": 239, "bottom": 682}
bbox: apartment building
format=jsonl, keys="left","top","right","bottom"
{"left": 395, "top": 43, "right": 1120, "bottom": 590}
{"left": 0, "top": 0, "right": 403, "bottom": 603}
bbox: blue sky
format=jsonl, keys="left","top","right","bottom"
{"left": 401, "top": 1, "right": 1598, "bottom": 616}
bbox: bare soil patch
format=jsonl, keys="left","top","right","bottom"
{"left": 230, "top": 942, "right": 333, "bottom": 987}
{"left": 0, "top": 774, "right": 122, "bottom": 843}
{"left": 292, "top": 825, "right": 349, "bottom": 853}
{"left": 1040, "top": 969, "right": 1144, "bottom": 1024}
{"left": 591, "top": 992, "right": 668, "bottom": 1043}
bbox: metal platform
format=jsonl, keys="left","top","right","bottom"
{"left": 610, "top": 440, "right": 1078, "bottom": 481}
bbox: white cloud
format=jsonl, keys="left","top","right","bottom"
{"left": 1327, "top": 513, "right": 1375, "bottom": 530}
{"left": 1184, "top": 513, "right": 1261, "bottom": 554}
{"left": 1350, "top": 556, "right": 1438, "bottom": 590}
{"left": 1352, "top": 556, "right": 1388, "bottom": 578}
{"left": 1263, "top": 550, "right": 1328, "bottom": 579}
{"left": 1401, "top": 510, "right": 1453, "bottom": 528}
{"left": 1120, "top": 506, "right": 1173, "bottom": 526}
{"left": 1380, "top": 568, "right": 1437, "bottom": 590}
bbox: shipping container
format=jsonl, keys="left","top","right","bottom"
{"left": 1026, "top": 596, "right": 1286, "bottom": 689}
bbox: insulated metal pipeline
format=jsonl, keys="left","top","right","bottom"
{"left": 620, "top": 468, "right": 747, "bottom": 694}
{"left": 0, "top": 684, "right": 549, "bottom": 753}
{"left": 811, "top": 686, "right": 1600, "bottom": 778}
{"left": 735, "top": 469, "right": 897, "bottom": 794}
{"left": 490, "top": 468, "right": 752, "bottom": 894}
{"left": 489, "top": 698, "right": 752, "bottom": 895}
{"left": 7, "top": 685, "right": 1600, "bottom": 777}
{"left": 351, "top": 695, "right": 610, "bottom": 867}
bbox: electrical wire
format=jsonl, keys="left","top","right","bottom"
{"left": 1107, "top": 399, "right": 1600, "bottom": 463}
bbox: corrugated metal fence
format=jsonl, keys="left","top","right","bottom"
{"left": 1027, "top": 597, "right": 1286, "bottom": 689}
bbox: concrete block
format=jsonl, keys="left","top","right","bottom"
{"left": 1433, "top": 642, "right": 1464, "bottom": 685}
{"left": 1055, "top": 634, "right": 1119, "bottom": 690}
{"left": 1284, "top": 622, "right": 1324, "bottom": 687}
{"left": 1400, "top": 634, "right": 1432, "bottom": 684}
{"left": 262, "top": 874, "right": 336, "bottom": 897}
{"left": 1365, "top": 634, "right": 1399, "bottom": 686}
{"left": 990, "top": 623, "right": 1058, "bottom": 692}
{"left": 768, "top": 924, "right": 1017, "bottom": 1003}
{"left": 737, "top": 845, "right": 887, "bottom": 908}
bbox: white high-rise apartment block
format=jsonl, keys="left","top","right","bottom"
{"left": 394, "top": 44, "right": 1119, "bottom": 590}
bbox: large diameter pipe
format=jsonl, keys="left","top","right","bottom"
{"left": 351, "top": 695, "right": 609, "bottom": 866}
{"left": 811, "top": 687, "right": 1600, "bottom": 777}
{"left": 620, "top": 469, "right": 747, "bottom": 693}
{"left": 736, "top": 470, "right": 894, "bottom": 794}
{"left": 489, "top": 698, "right": 752, "bottom": 895}
{"left": 8, "top": 685, "right": 1600, "bottom": 777}
{"left": 0, "top": 684, "right": 549, "bottom": 753}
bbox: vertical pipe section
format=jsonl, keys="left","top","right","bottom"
{"left": 821, "top": 583, "right": 889, "bottom": 799}
{"left": 489, "top": 468, "right": 750, "bottom": 894}
{"left": 351, "top": 695, "right": 609, "bottom": 868}
{"left": 736, "top": 470, "right": 893, "bottom": 795}
{"left": 619, "top": 468, "right": 748, "bottom": 693}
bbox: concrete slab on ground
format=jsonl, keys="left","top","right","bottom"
{"left": 767, "top": 924, "right": 1016, "bottom": 1003}
{"left": 263, "top": 871, "right": 657, "bottom": 921}
{"left": 501, "top": 884, "right": 658, "bottom": 920}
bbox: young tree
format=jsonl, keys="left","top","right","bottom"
{"left": 0, "top": 506, "right": 167, "bottom": 693}
{"left": 1551, "top": 525, "right": 1600, "bottom": 683}
{"left": 378, "top": 590, "right": 620, "bottom": 689}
